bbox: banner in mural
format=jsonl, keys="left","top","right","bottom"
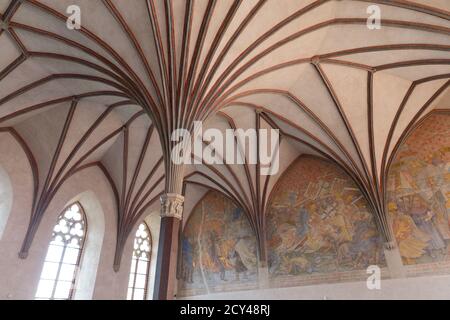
{"left": 266, "top": 156, "right": 385, "bottom": 282}
{"left": 388, "top": 114, "right": 450, "bottom": 266}
{"left": 179, "top": 192, "right": 258, "bottom": 297}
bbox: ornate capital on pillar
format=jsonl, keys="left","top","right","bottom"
{"left": 160, "top": 193, "right": 184, "bottom": 220}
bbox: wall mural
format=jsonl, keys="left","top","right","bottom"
{"left": 388, "top": 113, "right": 450, "bottom": 266}
{"left": 266, "top": 156, "right": 385, "bottom": 283}
{"left": 178, "top": 191, "right": 258, "bottom": 297}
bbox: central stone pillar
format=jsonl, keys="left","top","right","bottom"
{"left": 383, "top": 240, "right": 406, "bottom": 278}
{"left": 258, "top": 263, "right": 270, "bottom": 289}
{"left": 153, "top": 193, "right": 184, "bottom": 300}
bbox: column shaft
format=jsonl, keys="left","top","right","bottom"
{"left": 153, "top": 216, "right": 181, "bottom": 300}
{"left": 384, "top": 241, "right": 406, "bottom": 278}
{"left": 153, "top": 193, "right": 184, "bottom": 300}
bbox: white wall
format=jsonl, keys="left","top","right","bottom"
{"left": 0, "top": 132, "right": 35, "bottom": 299}
{"left": 0, "top": 133, "right": 137, "bottom": 299}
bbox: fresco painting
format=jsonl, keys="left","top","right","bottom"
{"left": 388, "top": 114, "right": 450, "bottom": 265}
{"left": 267, "top": 156, "right": 385, "bottom": 279}
{"left": 179, "top": 191, "right": 258, "bottom": 296}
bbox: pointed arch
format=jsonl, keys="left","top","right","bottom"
{"left": 35, "top": 202, "right": 87, "bottom": 300}
{"left": 126, "top": 221, "right": 152, "bottom": 300}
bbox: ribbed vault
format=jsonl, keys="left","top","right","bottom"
{"left": 0, "top": 0, "right": 449, "bottom": 268}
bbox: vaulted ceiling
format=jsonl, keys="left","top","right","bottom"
{"left": 0, "top": 0, "right": 449, "bottom": 267}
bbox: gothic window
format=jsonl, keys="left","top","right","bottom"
{"left": 35, "top": 203, "right": 87, "bottom": 300}
{"left": 127, "top": 222, "right": 152, "bottom": 300}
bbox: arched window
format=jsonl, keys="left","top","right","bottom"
{"left": 127, "top": 222, "right": 152, "bottom": 300}
{"left": 35, "top": 203, "right": 87, "bottom": 300}
{"left": 0, "top": 164, "right": 13, "bottom": 240}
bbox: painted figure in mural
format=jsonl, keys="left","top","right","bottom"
{"left": 209, "top": 231, "right": 228, "bottom": 281}
{"left": 292, "top": 192, "right": 310, "bottom": 239}
{"left": 303, "top": 206, "right": 327, "bottom": 255}
{"left": 230, "top": 247, "right": 247, "bottom": 280}
{"left": 266, "top": 209, "right": 284, "bottom": 274}
{"left": 232, "top": 235, "right": 257, "bottom": 280}
{"left": 328, "top": 196, "right": 353, "bottom": 242}
{"left": 181, "top": 236, "right": 194, "bottom": 283}
{"left": 409, "top": 195, "right": 446, "bottom": 258}
{"left": 350, "top": 211, "right": 383, "bottom": 266}
{"left": 390, "top": 202, "right": 429, "bottom": 264}
{"left": 276, "top": 220, "right": 311, "bottom": 274}
{"left": 296, "top": 206, "right": 310, "bottom": 238}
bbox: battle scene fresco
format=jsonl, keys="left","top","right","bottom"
{"left": 388, "top": 113, "right": 450, "bottom": 266}
{"left": 178, "top": 191, "right": 259, "bottom": 296}
{"left": 267, "top": 156, "right": 385, "bottom": 282}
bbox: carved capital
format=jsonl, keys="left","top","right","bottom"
{"left": 160, "top": 193, "right": 184, "bottom": 220}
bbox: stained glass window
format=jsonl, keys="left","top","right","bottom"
{"left": 127, "top": 222, "right": 152, "bottom": 300}
{"left": 35, "top": 203, "right": 86, "bottom": 300}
